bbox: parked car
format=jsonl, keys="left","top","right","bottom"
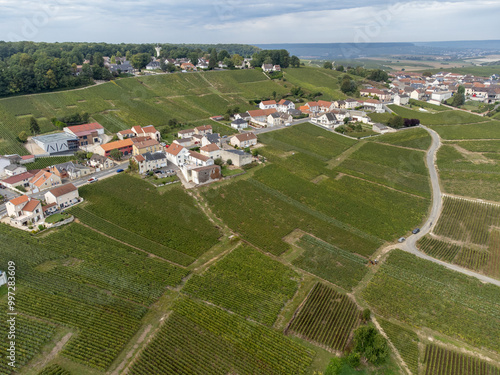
{"left": 398, "top": 237, "right": 406, "bottom": 243}
{"left": 285, "top": 123, "right": 291, "bottom": 127}
{"left": 0, "top": 184, "right": 5, "bottom": 189}
{"left": 412, "top": 228, "right": 420, "bottom": 234}
{"left": 87, "top": 177, "right": 98, "bottom": 183}
{"left": 116, "top": 169, "right": 124, "bottom": 173}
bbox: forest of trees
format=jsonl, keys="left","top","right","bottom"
{"left": 0, "top": 41, "right": 261, "bottom": 97}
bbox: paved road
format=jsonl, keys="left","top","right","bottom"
{"left": 399, "top": 126, "right": 500, "bottom": 287}
{"left": 0, "top": 161, "right": 129, "bottom": 216}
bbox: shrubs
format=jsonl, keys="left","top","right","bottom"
{"left": 353, "top": 325, "right": 389, "bottom": 365}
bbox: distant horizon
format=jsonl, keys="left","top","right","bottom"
{"left": 2, "top": 39, "right": 500, "bottom": 46}
{"left": 2, "top": 1, "right": 499, "bottom": 44}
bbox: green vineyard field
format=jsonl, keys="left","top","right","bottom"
{"left": 293, "top": 235, "right": 368, "bottom": 291}
{"left": 287, "top": 283, "right": 361, "bottom": 351}
{"left": 183, "top": 244, "right": 299, "bottom": 326}
{"left": 128, "top": 297, "right": 315, "bottom": 375}
{"left": 423, "top": 345, "right": 500, "bottom": 375}
{"left": 362, "top": 250, "right": 500, "bottom": 352}
{"left": 418, "top": 196, "right": 500, "bottom": 278}
{"left": 378, "top": 319, "right": 420, "bottom": 375}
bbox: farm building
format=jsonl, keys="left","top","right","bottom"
{"left": 95, "top": 139, "right": 134, "bottom": 158}
{"left": 63, "top": 123, "right": 104, "bottom": 147}
{"left": 32, "top": 133, "right": 79, "bottom": 155}
{"left": 188, "top": 165, "right": 222, "bottom": 184}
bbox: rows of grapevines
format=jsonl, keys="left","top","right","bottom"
{"left": 16, "top": 287, "right": 144, "bottom": 370}
{"left": 423, "top": 344, "right": 500, "bottom": 375}
{"left": 0, "top": 314, "right": 56, "bottom": 375}
{"left": 70, "top": 206, "right": 194, "bottom": 266}
{"left": 378, "top": 319, "right": 419, "bottom": 375}
{"left": 434, "top": 196, "right": 500, "bottom": 246}
{"left": 287, "top": 283, "right": 361, "bottom": 351}
{"left": 418, "top": 236, "right": 462, "bottom": 263}
{"left": 293, "top": 235, "right": 368, "bottom": 291}
{"left": 183, "top": 245, "right": 298, "bottom": 326}
{"left": 129, "top": 297, "right": 314, "bottom": 375}
{"left": 37, "top": 364, "right": 71, "bottom": 375}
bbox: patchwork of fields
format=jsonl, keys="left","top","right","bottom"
{"left": 2, "top": 76, "right": 500, "bottom": 374}
{"left": 418, "top": 196, "right": 500, "bottom": 279}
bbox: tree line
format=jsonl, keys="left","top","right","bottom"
{"left": 0, "top": 41, "right": 261, "bottom": 97}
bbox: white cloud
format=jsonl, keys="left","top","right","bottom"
{"left": 0, "top": 0, "right": 498, "bottom": 43}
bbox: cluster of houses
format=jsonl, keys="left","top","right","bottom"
{"left": 126, "top": 124, "right": 257, "bottom": 185}
{"left": 4, "top": 183, "right": 80, "bottom": 228}
{"left": 229, "top": 98, "right": 373, "bottom": 130}
{"left": 0, "top": 150, "right": 114, "bottom": 193}
{"left": 389, "top": 71, "right": 500, "bottom": 105}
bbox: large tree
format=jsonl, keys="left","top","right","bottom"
{"left": 29, "top": 117, "right": 40, "bottom": 135}
{"left": 131, "top": 53, "right": 151, "bottom": 70}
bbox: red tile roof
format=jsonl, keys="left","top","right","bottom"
{"left": 47, "top": 183, "right": 78, "bottom": 198}
{"left": 189, "top": 150, "right": 210, "bottom": 162}
{"left": 166, "top": 143, "right": 186, "bottom": 156}
{"left": 200, "top": 144, "right": 220, "bottom": 152}
{"left": 23, "top": 199, "right": 41, "bottom": 212}
{"left": 261, "top": 100, "right": 277, "bottom": 105}
{"left": 233, "top": 133, "right": 257, "bottom": 142}
{"left": 134, "top": 155, "right": 145, "bottom": 162}
{"left": 2, "top": 172, "right": 34, "bottom": 185}
{"left": 100, "top": 139, "right": 134, "bottom": 152}
{"left": 8, "top": 195, "right": 29, "bottom": 206}
{"left": 66, "top": 123, "right": 103, "bottom": 133}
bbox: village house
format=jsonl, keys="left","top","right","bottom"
{"left": 63, "top": 123, "right": 104, "bottom": 147}
{"left": 95, "top": 139, "right": 134, "bottom": 158}
{"left": 312, "top": 112, "right": 338, "bottom": 128}
{"left": 49, "top": 162, "right": 91, "bottom": 180}
{"left": 181, "top": 62, "right": 196, "bottom": 71}
{"left": 174, "top": 137, "right": 196, "bottom": 148}
{"left": 44, "top": 183, "right": 80, "bottom": 209}
{"left": 194, "top": 125, "right": 213, "bottom": 136}
{"left": 165, "top": 143, "right": 190, "bottom": 166}
{"left": 247, "top": 108, "right": 277, "bottom": 125}
{"left": 88, "top": 154, "right": 114, "bottom": 171}
{"left": 231, "top": 118, "right": 248, "bottom": 130}
{"left": 132, "top": 151, "right": 168, "bottom": 174}
{"left": 188, "top": 151, "right": 214, "bottom": 167}
{"left": 5, "top": 195, "right": 43, "bottom": 226}
{"left": 358, "top": 99, "right": 384, "bottom": 113}
{"left": 344, "top": 99, "right": 360, "bottom": 109}
{"left": 118, "top": 125, "right": 161, "bottom": 141}
{"left": 267, "top": 112, "right": 283, "bottom": 127}
{"left": 200, "top": 144, "right": 222, "bottom": 160}
{"left": 261, "top": 64, "right": 273, "bottom": 72}
{"left": 277, "top": 99, "right": 295, "bottom": 112}
{"left": 201, "top": 133, "right": 221, "bottom": 147}
{"left": 1, "top": 172, "right": 34, "bottom": 189}
{"left": 132, "top": 139, "right": 162, "bottom": 156}
{"left": 4, "top": 164, "right": 27, "bottom": 177}
{"left": 410, "top": 89, "right": 425, "bottom": 101}
{"left": 359, "top": 88, "right": 391, "bottom": 102}
{"left": 230, "top": 133, "right": 258, "bottom": 148}
{"left": 178, "top": 129, "right": 196, "bottom": 139}
{"left": 317, "top": 100, "right": 334, "bottom": 113}
{"left": 259, "top": 100, "right": 277, "bottom": 110}
{"left": 393, "top": 94, "right": 410, "bottom": 106}
{"left": 30, "top": 170, "right": 62, "bottom": 192}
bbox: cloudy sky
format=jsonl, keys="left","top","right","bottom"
{"left": 2, "top": 0, "right": 499, "bottom": 44}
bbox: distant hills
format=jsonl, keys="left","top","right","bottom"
{"left": 255, "top": 40, "right": 500, "bottom": 59}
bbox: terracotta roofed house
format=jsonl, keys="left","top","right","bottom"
{"left": 230, "top": 133, "right": 258, "bottom": 148}
{"left": 95, "top": 139, "right": 134, "bottom": 157}
{"left": 5, "top": 195, "right": 43, "bottom": 226}
{"left": 45, "top": 183, "right": 79, "bottom": 209}
{"left": 165, "top": 143, "right": 190, "bottom": 166}
{"left": 30, "top": 170, "right": 62, "bottom": 192}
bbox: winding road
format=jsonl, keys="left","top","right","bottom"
{"left": 399, "top": 126, "right": 500, "bottom": 287}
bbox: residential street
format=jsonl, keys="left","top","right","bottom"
{"left": 0, "top": 161, "right": 129, "bottom": 216}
